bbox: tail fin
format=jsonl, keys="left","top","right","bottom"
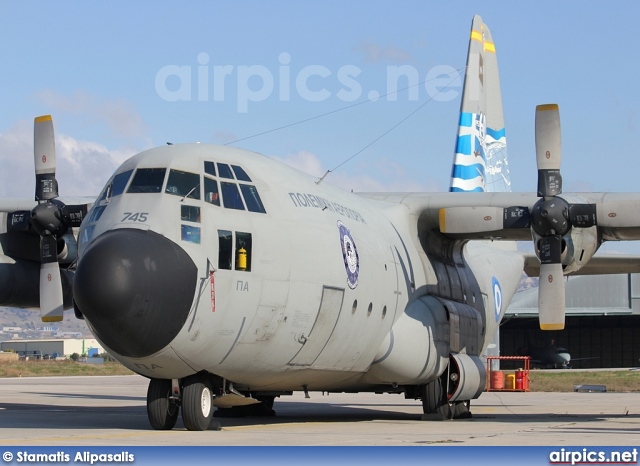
{"left": 450, "top": 15, "right": 510, "bottom": 193}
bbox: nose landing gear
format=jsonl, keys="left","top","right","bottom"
{"left": 146, "top": 373, "right": 217, "bottom": 431}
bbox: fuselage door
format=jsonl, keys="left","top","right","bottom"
{"left": 288, "top": 286, "right": 344, "bottom": 366}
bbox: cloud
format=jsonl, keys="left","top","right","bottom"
{"left": 0, "top": 119, "right": 136, "bottom": 198}
{"left": 35, "top": 89, "right": 149, "bottom": 142}
{"left": 55, "top": 135, "right": 136, "bottom": 196}
{"left": 0, "top": 91, "right": 152, "bottom": 198}
{"left": 274, "top": 151, "right": 325, "bottom": 178}
{"left": 0, "top": 120, "right": 34, "bottom": 198}
{"left": 272, "top": 150, "right": 438, "bottom": 193}
{"left": 354, "top": 40, "right": 413, "bottom": 64}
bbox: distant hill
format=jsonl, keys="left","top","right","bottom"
{"left": 0, "top": 307, "right": 93, "bottom": 340}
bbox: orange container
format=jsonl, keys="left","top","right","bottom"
{"left": 490, "top": 370, "right": 504, "bottom": 389}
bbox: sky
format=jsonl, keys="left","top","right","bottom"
{"left": 1, "top": 1, "right": 640, "bottom": 250}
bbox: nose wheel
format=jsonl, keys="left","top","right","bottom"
{"left": 181, "top": 373, "right": 214, "bottom": 431}
{"left": 146, "top": 374, "right": 215, "bottom": 431}
{"left": 146, "top": 379, "right": 179, "bottom": 430}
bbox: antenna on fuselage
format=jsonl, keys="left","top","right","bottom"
{"left": 315, "top": 169, "right": 331, "bottom": 185}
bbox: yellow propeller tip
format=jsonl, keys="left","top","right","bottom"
{"left": 41, "top": 316, "right": 63, "bottom": 323}
{"left": 540, "top": 323, "right": 564, "bottom": 331}
{"left": 536, "top": 104, "right": 559, "bottom": 112}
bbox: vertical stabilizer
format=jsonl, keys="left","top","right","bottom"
{"left": 450, "top": 15, "right": 510, "bottom": 193}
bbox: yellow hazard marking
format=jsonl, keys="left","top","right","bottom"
{"left": 484, "top": 41, "right": 495, "bottom": 53}
{"left": 470, "top": 30, "right": 482, "bottom": 42}
{"left": 439, "top": 208, "right": 447, "bottom": 232}
{"left": 35, "top": 115, "right": 52, "bottom": 123}
{"left": 537, "top": 103, "right": 559, "bottom": 112}
{"left": 41, "top": 316, "right": 63, "bottom": 322}
{"left": 540, "top": 323, "right": 564, "bottom": 330}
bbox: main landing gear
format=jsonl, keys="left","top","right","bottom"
{"left": 420, "top": 376, "right": 472, "bottom": 420}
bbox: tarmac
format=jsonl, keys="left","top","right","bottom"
{"left": 0, "top": 375, "right": 638, "bottom": 446}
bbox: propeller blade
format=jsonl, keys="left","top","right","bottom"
{"left": 6, "top": 211, "right": 32, "bottom": 232}
{"left": 535, "top": 104, "right": 562, "bottom": 197}
{"left": 568, "top": 203, "right": 597, "bottom": 228}
{"left": 39, "top": 235, "right": 64, "bottom": 322}
{"left": 65, "top": 204, "right": 89, "bottom": 227}
{"left": 34, "top": 115, "right": 58, "bottom": 202}
{"left": 537, "top": 235, "right": 565, "bottom": 330}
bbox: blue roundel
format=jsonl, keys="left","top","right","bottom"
{"left": 492, "top": 276, "right": 502, "bottom": 322}
{"left": 337, "top": 221, "right": 359, "bottom": 289}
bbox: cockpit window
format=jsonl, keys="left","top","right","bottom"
{"left": 239, "top": 184, "right": 266, "bottom": 213}
{"left": 203, "top": 160, "right": 267, "bottom": 214}
{"left": 220, "top": 182, "right": 245, "bottom": 210}
{"left": 217, "top": 163, "right": 234, "bottom": 179}
{"left": 128, "top": 168, "right": 166, "bottom": 193}
{"left": 231, "top": 165, "right": 252, "bottom": 182}
{"left": 204, "top": 161, "right": 216, "bottom": 177}
{"left": 166, "top": 169, "right": 200, "bottom": 199}
{"left": 204, "top": 177, "right": 220, "bottom": 206}
{"left": 111, "top": 170, "right": 133, "bottom": 197}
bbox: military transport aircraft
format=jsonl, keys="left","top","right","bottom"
{"left": 2, "top": 15, "right": 640, "bottom": 431}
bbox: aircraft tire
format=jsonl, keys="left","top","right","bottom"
{"left": 146, "top": 379, "right": 179, "bottom": 430}
{"left": 453, "top": 400, "right": 471, "bottom": 419}
{"left": 255, "top": 396, "right": 276, "bottom": 415}
{"left": 181, "top": 373, "right": 213, "bottom": 431}
{"left": 421, "top": 378, "right": 452, "bottom": 420}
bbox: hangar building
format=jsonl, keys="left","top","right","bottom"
{"left": 0, "top": 338, "right": 103, "bottom": 359}
{"left": 501, "top": 273, "right": 640, "bottom": 368}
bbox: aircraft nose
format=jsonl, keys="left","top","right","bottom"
{"left": 74, "top": 228, "right": 197, "bottom": 358}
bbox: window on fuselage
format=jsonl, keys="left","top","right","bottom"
{"left": 220, "top": 182, "right": 245, "bottom": 210}
{"left": 204, "top": 161, "right": 216, "bottom": 177}
{"left": 181, "top": 205, "right": 200, "bottom": 222}
{"left": 88, "top": 205, "right": 106, "bottom": 223}
{"left": 165, "top": 169, "right": 200, "bottom": 199}
{"left": 203, "top": 160, "right": 266, "bottom": 213}
{"left": 239, "top": 184, "right": 266, "bottom": 213}
{"left": 111, "top": 170, "right": 133, "bottom": 197}
{"left": 217, "top": 163, "right": 234, "bottom": 179}
{"left": 127, "top": 168, "right": 167, "bottom": 193}
{"left": 231, "top": 165, "right": 252, "bottom": 182}
{"left": 181, "top": 225, "right": 201, "bottom": 244}
{"left": 204, "top": 176, "right": 220, "bottom": 206}
{"left": 218, "top": 230, "right": 233, "bottom": 270}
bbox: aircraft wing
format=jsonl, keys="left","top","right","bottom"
{"left": 0, "top": 197, "right": 95, "bottom": 213}
{"left": 523, "top": 253, "right": 640, "bottom": 277}
{"left": 359, "top": 191, "right": 640, "bottom": 242}
{"left": 0, "top": 198, "right": 40, "bottom": 213}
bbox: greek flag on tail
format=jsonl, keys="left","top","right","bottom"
{"left": 450, "top": 15, "right": 511, "bottom": 194}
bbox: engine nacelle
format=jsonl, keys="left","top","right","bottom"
{"left": 362, "top": 294, "right": 483, "bottom": 386}
{"left": 533, "top": 225, "right": 599, "bottom": 275}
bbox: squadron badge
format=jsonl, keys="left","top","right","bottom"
{"left": 337, "top": 220, "right": 359, "bottom": 289}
